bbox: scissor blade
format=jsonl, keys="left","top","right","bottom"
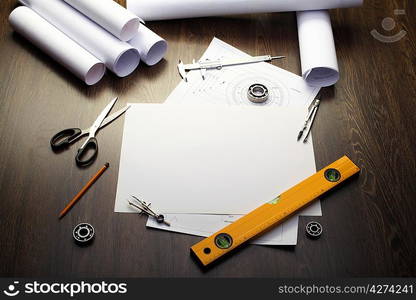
{"left": 99, "top": 105, "right": 130, "bottom": 129}
{"left": 89, "top": 97, "right": 118, "bottom": 137}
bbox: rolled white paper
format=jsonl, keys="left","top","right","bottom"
{"left": 127, "top": 0, "right": 363, "bottom": 21}
{"left": 297, "top": 10, "right": 339, "bottom": 87}
{"left": 63, "top": 0, "right": 142, "bottom": 42}
{"left": 128, "top": 25, "right": 167, "bottom": 66}
{"left": 9, "top": 6, "right": 105, "bottom": 85}
{"left": 19, "top": 0, "right": 140, "bottom": 77}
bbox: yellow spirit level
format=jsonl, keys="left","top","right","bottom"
{"left": 191, "top": 155, "right": 360, "bottom": 266}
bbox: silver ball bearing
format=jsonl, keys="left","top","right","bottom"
{"left": 305, "top": 221, "right": 323, "bottom": 239}
{"left": 247, "top": 83, "right": 269, "bottom": 103}
{"left": 73, "top": 223, "right": 95, "bottom": 245}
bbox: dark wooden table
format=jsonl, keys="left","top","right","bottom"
{"left": 1, "top": 0, "right": 415, "bottom": 278}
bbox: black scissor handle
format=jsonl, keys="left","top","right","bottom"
{"left": 50, "top": 128, "right": 82, "bottom": 151}
{"left": 75, "top": 137, "right": 98, "bottom": 167}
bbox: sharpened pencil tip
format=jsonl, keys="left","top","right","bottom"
{"left": 105, "top": 162, "right": 110, "bottom": 168}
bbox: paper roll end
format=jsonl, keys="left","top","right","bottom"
{"left": 304, "top": 67, "right": 339, "bottom": 87}
{"left": 114, "top": 48, "right": 140, "bottom": 77}
{"left": 143, "top": 39, "right": 168, "bottom": 66}
{"left": 85, "top": 62, "right": 106, "bottom": 85}
{"left": 120, "top": 18, "right": 141, "bottom": 42}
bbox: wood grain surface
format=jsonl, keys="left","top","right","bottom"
{"left": 0, "top": 0, "right": 415, "bottom": 277}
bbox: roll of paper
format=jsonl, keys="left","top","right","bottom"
{"left": 19, "top": 0, "right": 140, "bottom": 77}
{"left": 127, "top": 0, "right": 363, "bottom": 21}
{"left": 128, "top": 25, "right": 167, "bottom": 66}
{"left": 9, "top": 6, "right": 105, "bottom": 85}
{"left": 63, "top": 0, "right": 142, "bottom": 42}
{"left": 297, "top": 10, "right": 339, "bottom": 87}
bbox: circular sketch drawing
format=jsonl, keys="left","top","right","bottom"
{"left": 225, "top": 72, "right": 290, "bottom": 106}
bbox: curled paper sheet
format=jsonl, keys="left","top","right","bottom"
{"left": 297, "top": 10, "right": 339, "bottom": 87}
{"left": 63, "top": 0, "right": 143, "bottom": 42}
{"left": 9, "top": 7, "right": 105, "bottom": 85}
{"left": 128, "top": 25, "right": 167, "bottom": 66}
{"left": 127, "top": 0, "right": 363, "bottom": 21}
{"left": 19, "top": 0, "right": 140, "bottom": 77}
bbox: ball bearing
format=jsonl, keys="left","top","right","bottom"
{"left": 247, "top": 83, "right": 269, "bottom": 103}
{"left": 305, "top": 221, "right": 323, "bottom": 239}
{"left": 73, "top": 223, "right": 95, "bottom": 245}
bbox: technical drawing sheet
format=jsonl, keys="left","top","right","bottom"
{"left": 165, "top": 37, "right": 320, "bottom": 106}
{"left": 147, "top": 214, "right": 299, "bottom": 246}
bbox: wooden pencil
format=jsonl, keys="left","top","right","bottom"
{"left": 59, "top": 162, "right": 109, "bottom": 219}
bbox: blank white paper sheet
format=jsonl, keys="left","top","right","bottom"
{"left": 115, "top": 104, "right": 317, "bottom": 215}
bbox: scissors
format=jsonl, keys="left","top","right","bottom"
{"left": 50, "top": 97, "right": 129, "bottom": 167}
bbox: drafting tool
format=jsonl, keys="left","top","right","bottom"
{"left": 177, "top": 55, "right": 285, "bottom": 82}
{"left": 128, "top": 195, "right": 170, "bottom": 226}
{"left": 297, "top": 98, "right": 320, "bottom": 143}
{"left": 50, "top": 97, "right": 129, "bottom": 166}
{"left": 190, "top": 156, "right": 360, "bottom": 266}
{"left": 59, "top": 163, "right": 109, "bottom": 219}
